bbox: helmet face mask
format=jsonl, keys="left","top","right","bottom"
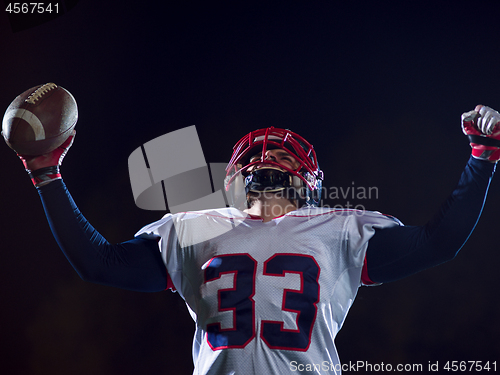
{"left": 225, "top": 127, "right": 323, "bottom": 209}
{"left": 245, "top": 166, "right": 294, "bottom": 193}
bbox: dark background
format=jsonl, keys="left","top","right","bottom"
{"left": 1, "top": 1, "right": 500, "bottom": 374}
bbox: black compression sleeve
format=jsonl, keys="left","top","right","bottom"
{"left": 366, "top": 156, "right": 496, "bottom": 283}
{"left": 37, "top": 180, "right": 168, "bottom": 292}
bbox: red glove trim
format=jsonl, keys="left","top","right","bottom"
{"left": 29, "top": 166, "right": 61, "bottom": 186}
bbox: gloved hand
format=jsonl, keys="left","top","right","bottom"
{"left": 462, "top": 105, "right": 500, "bottom": 162}
{"left": 18, "top": 131, "right": 75, "bottom": 186}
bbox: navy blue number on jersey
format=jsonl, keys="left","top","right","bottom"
{"left": 261, "top": 254, "right": 320, "bottom": 350}
{"left": 205, "top": 254, "right": 257, "bottom": 349}
{"left": 204, "top": 253, "right": 320, "bottom": 351}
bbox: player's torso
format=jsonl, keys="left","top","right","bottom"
{"left": 166, "top": 208, "right": 364, "bottom": 373}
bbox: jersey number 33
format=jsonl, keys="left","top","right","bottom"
{"left": 203, "top": 253, "right": 320, "bottom": 352}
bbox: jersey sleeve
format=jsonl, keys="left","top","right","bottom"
{"left": 366, "top": 156, "right": 496, "bottom": 283}
{"left": 135, "top": 215, "right": 180, "bottom": 292}
{"left": 37, "top": 179, "right": 168, "bottom": 292}
{"left": 344, "top": 211, "right": 402, "bottom": 286}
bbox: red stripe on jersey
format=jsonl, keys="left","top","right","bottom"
{"left": 166, "top": 272, "right": 176, "bottom": 291}
{"left": 361, "top": 256, "right": 377, "bottom": 286}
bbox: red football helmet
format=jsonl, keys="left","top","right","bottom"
{"left": 224, "top": 127, "right": 323, "bottom": 208}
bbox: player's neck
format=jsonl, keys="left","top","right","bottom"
{"left": 244, "top": 195, "right": 297, "bottom": 222}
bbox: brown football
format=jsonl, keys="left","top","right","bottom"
{"left": 2, "top": 83, "right": 78, "bottom": 155}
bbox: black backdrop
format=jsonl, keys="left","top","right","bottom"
{"left": 1, "top": 1, "right": 500, "bottom": 374}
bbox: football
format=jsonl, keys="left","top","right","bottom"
{"left": 2, "top": 83, "right": 78, "bottom": 155}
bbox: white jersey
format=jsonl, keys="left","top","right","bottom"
{"left": 136, "top": 206, "right": 399, "bottom": 374}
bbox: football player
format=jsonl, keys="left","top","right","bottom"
{"left": 17, "top": 105, "right": 499, "bottom": 374}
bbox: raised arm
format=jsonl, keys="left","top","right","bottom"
{"left": 19, "top": 134, "right": 168, "bottom": 292}
{"left": 365, "top": 105, "right": 499, "bottom": 283}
